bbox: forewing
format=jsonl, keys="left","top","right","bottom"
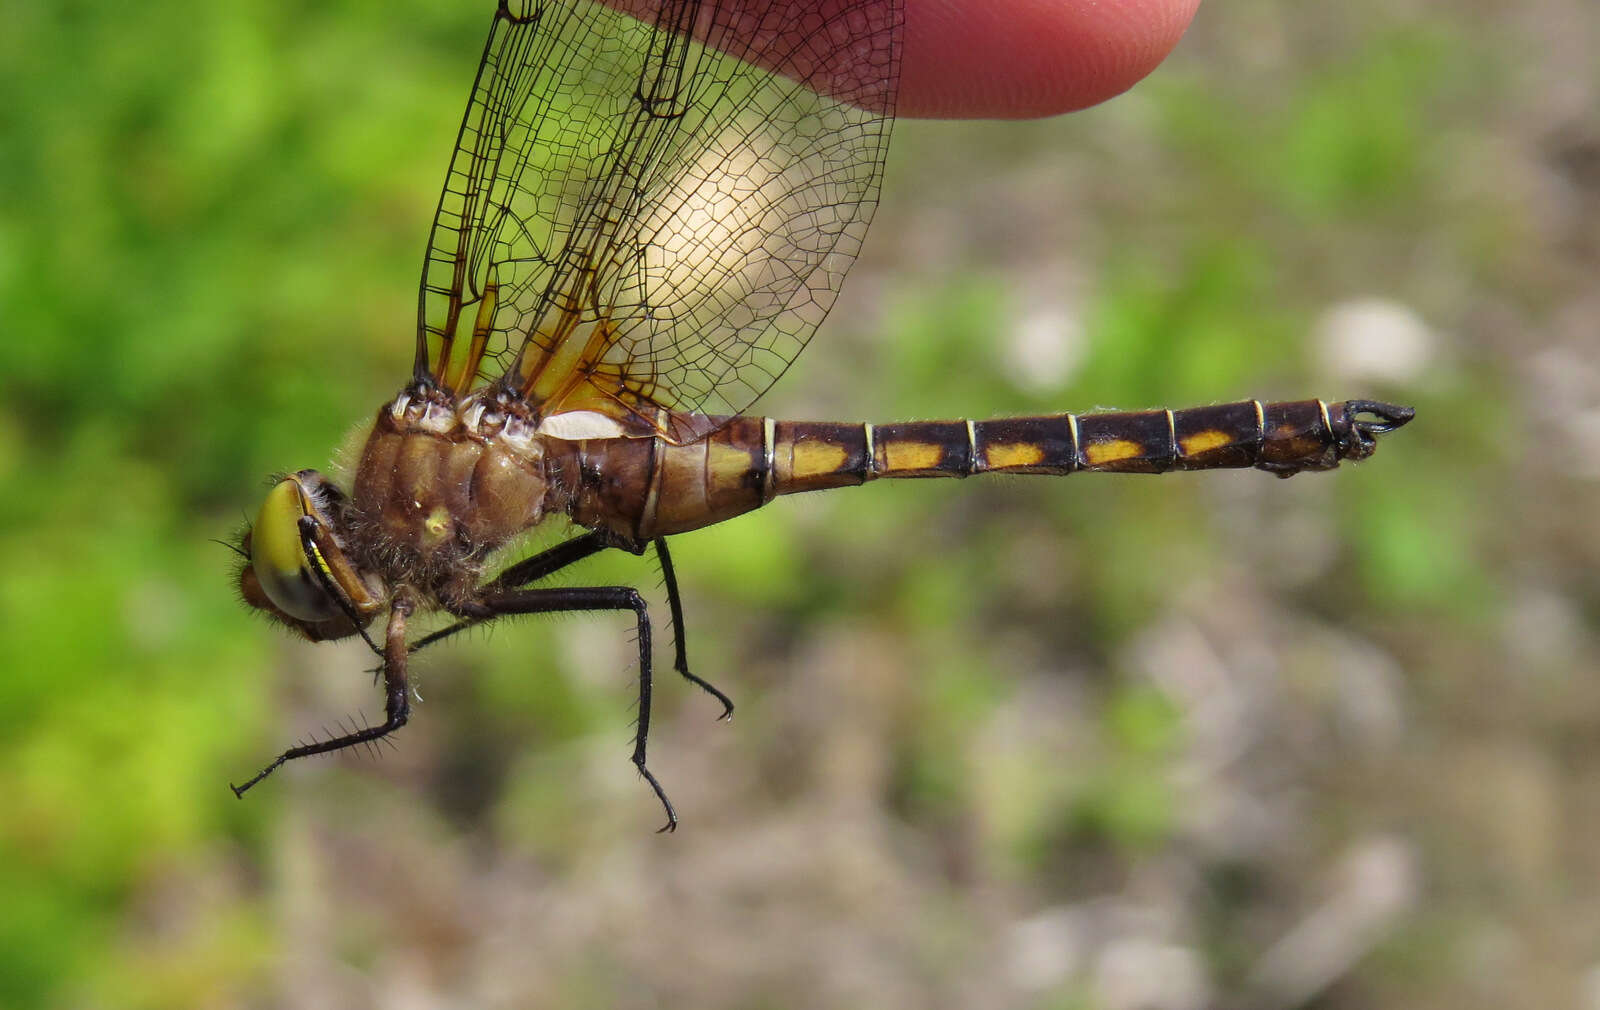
{"left": 416, "top": 0, "right": 901, "bottom": 440}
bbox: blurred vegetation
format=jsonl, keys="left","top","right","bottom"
{"left": 3, "top": 1, "right": 1596, "bottom": 1008}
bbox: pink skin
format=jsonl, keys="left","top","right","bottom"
{"left": 603, "top": 0, "right": 1203, "bottom": 119}
{"left": 899, "top": 0, "right": 1203, "bottom": 119}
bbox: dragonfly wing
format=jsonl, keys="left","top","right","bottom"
{"left": 416, "top": 0, "right": 902, "bottom": 441}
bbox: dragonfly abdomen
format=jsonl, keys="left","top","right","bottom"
{"left": 771, "top": 399, "right": 1412, "bottom": 489}
{"left": 567, "top": 399, "right": 1412, "bottom": 544}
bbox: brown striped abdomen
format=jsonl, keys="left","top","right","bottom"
{"left": 564, "top": 399, "right": 1413, "bottom": 542}
{"left": 772, "top": 399, "right": 1411, "bottom": 489}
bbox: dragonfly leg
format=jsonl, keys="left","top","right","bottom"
{"left": 410, "top": 534, "right": 735, "bottom": 722}
{"left": 297, "top": 515, "right": 383, "bottom": 656}
{"left": 484, "top": 530, "right": 613, "bottom": 592}
{"left": 653, "top": 538, "right": 734, "bottom": 720}
{"left": 481, "top": 585, "right": 679, "bottom": 832}
{"left": 406, "top": 531, "right": 613, "bottom": 655}
{"left": 232, "top": 590, "right": 415, "bottom": 796}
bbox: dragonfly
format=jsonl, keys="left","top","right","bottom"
{"left": 233, "top": 0, "right": 1413, "bottom": 829}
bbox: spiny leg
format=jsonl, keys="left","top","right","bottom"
{"left": 486, "top": 531, "right": 612, "bottom": 592}
{"left": 232, "top": 590, "right": 416, "bottom": 796}
{"left": 481, "top": 585, "right": 679, "bottom": 832}
{"left": 653, "top": 537, "right": 733, "bottom": 719}
{"left": 407, "top": 533, "right": 735, "bottom": 721}
{"left": 406, "top": 531, "right": 612, "bottom": 655}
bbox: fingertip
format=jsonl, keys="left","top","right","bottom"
{"left": 900, "top": 0, "right": 1203, "bottom": 119}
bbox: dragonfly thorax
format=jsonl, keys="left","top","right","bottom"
{"left": 238, "top": 385, "right": 562, "bottom": 640}
{"left": 346, "top": 386, "right": 553, "bottom": 598}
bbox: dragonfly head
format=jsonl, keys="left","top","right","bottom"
{"left": 238, "top": 470, "right": 386, "bottom": 642}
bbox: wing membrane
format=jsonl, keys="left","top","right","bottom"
{"left": 416, "top": 0, "right": 901, "bottom": 441}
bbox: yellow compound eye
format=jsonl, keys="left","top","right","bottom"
{"left": 250, "top": 477, "right": 341, "bottom": 623}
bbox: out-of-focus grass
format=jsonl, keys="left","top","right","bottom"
{"left": 2, "top": 1, "right": 1594, "bottom": 1007}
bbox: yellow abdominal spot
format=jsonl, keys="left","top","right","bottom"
{"left": 883, "top": 441, "right": 942, "bottom": 472}
{"left": 1180, "top": 429, "right": 1232, "bottom": 455}
{"left": 1084, "top": 439, "right": 1143, "bottom": 466}
{"left": 986, "top": 443, "right": 1044, "bottom": 468}
{"left": 707, "top": 441, "right": 753, "bottom": 483}
{"left": 791, "top": 440, "right": 849, "bottom": 477}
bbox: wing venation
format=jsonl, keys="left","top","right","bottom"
{"left": 415, "top": 0, "right": 902, "bottom": 442}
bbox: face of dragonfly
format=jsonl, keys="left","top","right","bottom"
{"left": 238, "top": 470, "right": 385, "bottom": 643}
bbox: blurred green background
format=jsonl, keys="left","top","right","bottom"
{"left": 4, "top": 1, "right": 1598, "bottom": 1007}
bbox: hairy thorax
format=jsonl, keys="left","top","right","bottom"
{"left": 349, "top": 388, "right": 551, "bottom": 600}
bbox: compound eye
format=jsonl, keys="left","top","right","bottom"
{"left": 250, "top": 477, "right": 340, "bottom": 623}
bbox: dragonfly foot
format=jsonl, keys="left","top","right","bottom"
{"left": 634, "top": 758, "right": 679, "bottom": 833}
{"left": 682, "top": 669, "right": 735, "bottom": 721}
